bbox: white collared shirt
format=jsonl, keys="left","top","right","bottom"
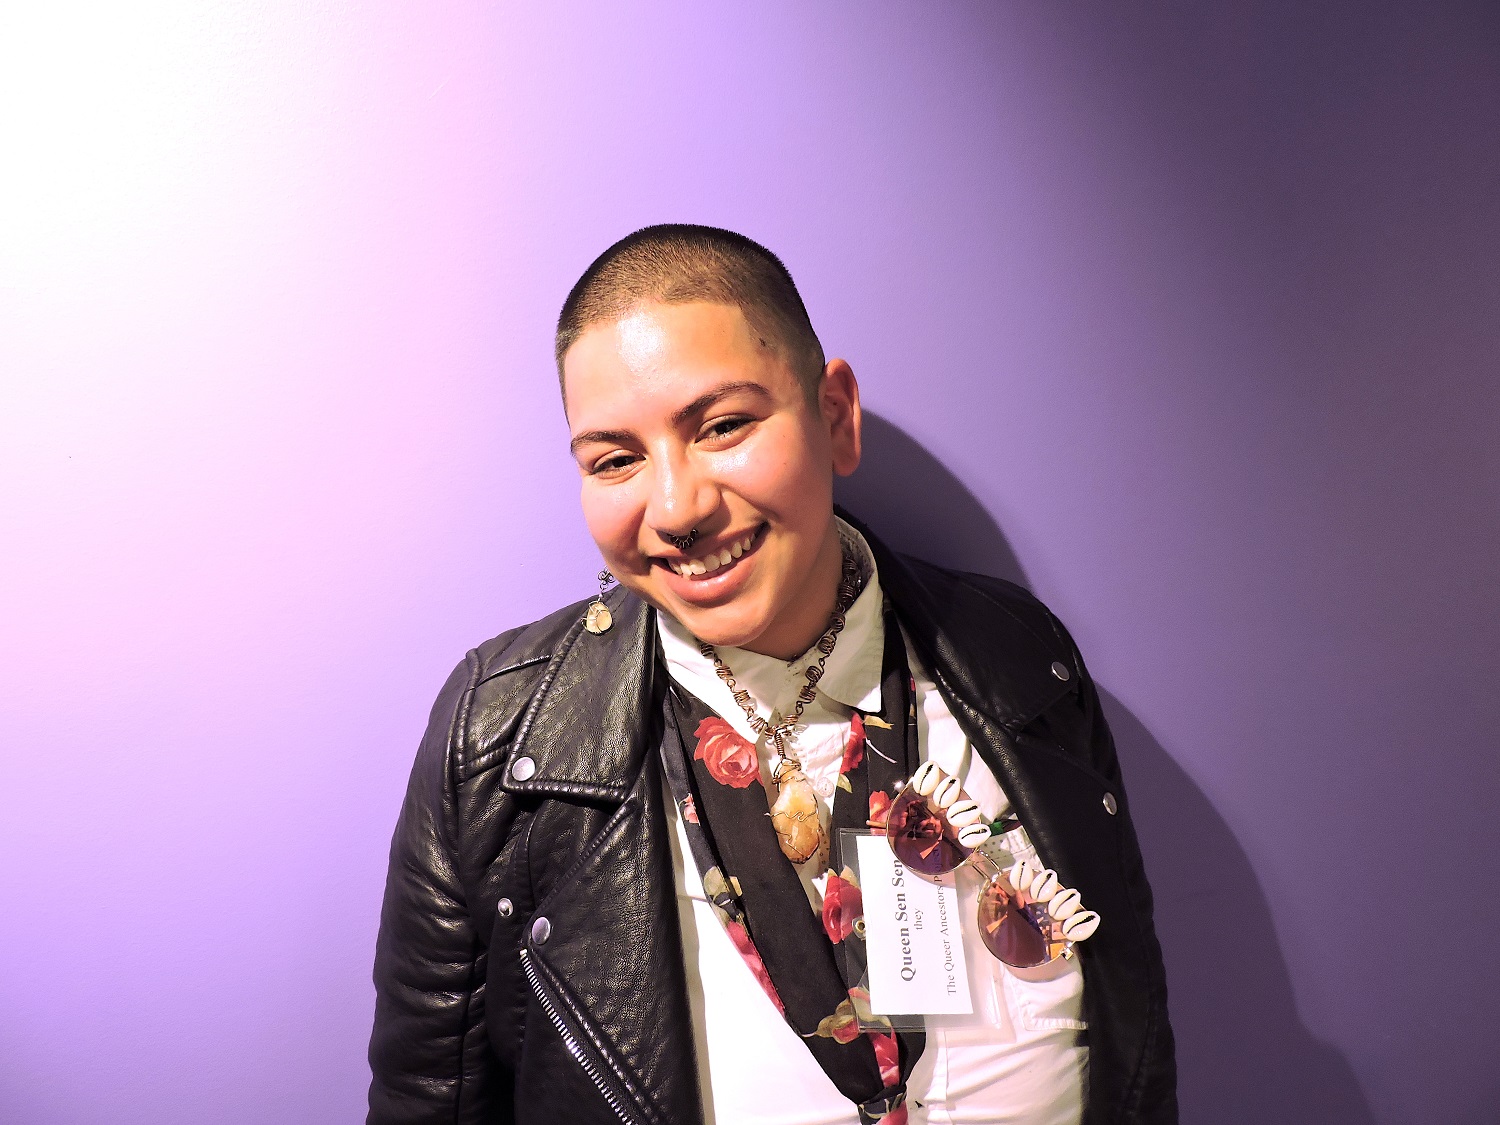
{"left": 657, "top": 521, "right": 1088, "bottom": 1125}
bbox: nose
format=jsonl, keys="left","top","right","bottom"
{"left": 646, "top": 448, "right": 718, "bottom": 548}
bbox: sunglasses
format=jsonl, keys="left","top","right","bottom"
{"left": 884, "top": 762, "right": 1100, "bottom": 969}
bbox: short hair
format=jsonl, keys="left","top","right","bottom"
{"left": 555, "top": 224, "right": 826, "bottom": 398}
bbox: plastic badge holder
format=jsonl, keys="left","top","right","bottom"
{"left": 838, "top": 827, "right": 1037, "bottom": 1034}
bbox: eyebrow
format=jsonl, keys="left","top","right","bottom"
{"left": 568, "top": 380, "right": 772, "bottom": 456}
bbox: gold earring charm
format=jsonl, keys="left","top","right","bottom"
{"left": 584, "top": 569, "right": 615, "bottom": 634}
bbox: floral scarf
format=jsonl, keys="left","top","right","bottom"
{"left": 661, "top": 607, "right": 924, "bottom": 1125}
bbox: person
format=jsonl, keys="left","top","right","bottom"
{"left": 367, "top": 225, "right": 1177, "bottom": 1125}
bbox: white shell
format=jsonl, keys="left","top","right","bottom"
{"left": 957, "top": 823, "right": 992, "bottom": 847}
{"left": 912, "top": 761, "right": 942, "bottom": 796}
{"left": 1009, "top": 860, "right": 1036, "bottom": 893}
{"left": 1061, "top": 910, "right": 1100, "bottom": 941}
{"left": 947, "top": 799, "right": 982, "bottom": 826}
{"left": 1047, "top": 888, "right": 1083, "bottom": 920}
{"left": 1031, "top": 869, "right": 1060, "bottom": 902}
{"left": 933, "top": 776, "right": 963, "bottom": 809}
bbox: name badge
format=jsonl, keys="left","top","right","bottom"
{"left": 855, "top": 834, "right": 973, "bottom": 1016}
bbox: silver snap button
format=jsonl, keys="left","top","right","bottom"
{"left": 1050, "top": 661, "right": 1071, "bottom": 682}
{"left": 531, "top": 916, "right": 552, "bottom": 945}
{"left": 496, "top": 898, "right": 513, "bottom": 918}
{"left": 1102, "top": 793, "right": 1118, "bottom": 815}
{"left": 510, "top": 755, "right": 537, "bottom": 782}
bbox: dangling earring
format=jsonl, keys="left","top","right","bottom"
{"left": 585, "top": 569, "right": 616, "bottom": 634}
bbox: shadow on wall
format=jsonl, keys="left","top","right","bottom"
{"left": 837, "top": 412, "right": 1375, "bottom": 1124}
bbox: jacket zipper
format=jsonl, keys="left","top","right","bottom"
{"left": 519, "top": 947, "right": 649, "bottom": 1125}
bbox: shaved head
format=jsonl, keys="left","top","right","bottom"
{"left": 555, "top": 224, "right": 826, "bottom": 398}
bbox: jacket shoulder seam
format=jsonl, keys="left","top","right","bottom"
{"left": 946, "top": 569, "right": 1067, "bottom": 659}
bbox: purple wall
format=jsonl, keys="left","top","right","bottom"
{"left": 2, "top": 4, "right": 1495, "bottom": 1122}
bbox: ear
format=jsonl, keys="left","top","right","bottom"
{"left": 819, "top": 358, "right": 862, "bottom": 477}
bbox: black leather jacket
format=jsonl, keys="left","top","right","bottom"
{"left": 368, "top": 527, "right": 1177, "bottom": 1124}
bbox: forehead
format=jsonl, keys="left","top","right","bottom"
{"left": 562, "top": 301, "right": 794, "bottom": 426}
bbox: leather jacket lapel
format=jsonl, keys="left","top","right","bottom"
{"left": 502, "top": 584, "right": 657, "bottom": 803}
{"left": 491, "top": 585, "right": 704, "bottom": 1124}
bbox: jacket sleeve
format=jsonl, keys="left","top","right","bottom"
{"left": 368, "top": 652, "right": 503, "bottom": 1124}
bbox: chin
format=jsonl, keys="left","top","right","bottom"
{"left": 667, "top": 599, "right": 773, "bottom": 650}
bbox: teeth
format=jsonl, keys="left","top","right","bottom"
{"left": 667, "top": 528, "right": 762, "bottom": 577}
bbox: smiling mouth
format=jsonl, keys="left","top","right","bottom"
{"left": 662, "top": 525, "right": 765, "bottom": 578}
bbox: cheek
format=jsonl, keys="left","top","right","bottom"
{"left": 719, "top": 434, "right": 819, "bottom": 515}
{"left": 747, "top": 444, "right": 830, "bottom": 533}
{"left": 579, "top": 481, "right": 643, "bottom": 559}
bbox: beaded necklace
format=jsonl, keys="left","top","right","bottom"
{"left": 697, "top": 548, "right": 862, "bottom": 862}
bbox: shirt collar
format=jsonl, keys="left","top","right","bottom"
{"left": 657, "top": 518, "right": 886, "bottom": 717}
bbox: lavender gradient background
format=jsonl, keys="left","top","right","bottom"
{"left": 3, "top": 3, "right": 1497, "bottom": 1123}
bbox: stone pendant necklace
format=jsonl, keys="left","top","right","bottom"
{"left": 699, "top": 549, "right": 862, "bottom": 864}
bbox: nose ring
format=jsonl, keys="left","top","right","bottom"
{"left": 664, "top": 528, "right": 699, "bottom": 551}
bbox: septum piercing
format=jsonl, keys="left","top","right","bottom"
{"left": 664, "top": 528, "right": 699, "bottom": 551}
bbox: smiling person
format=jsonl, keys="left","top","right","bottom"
{"left": 368, "top": 226, "right": 1177, "bottom": 1125}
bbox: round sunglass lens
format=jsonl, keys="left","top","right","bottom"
{"left": 977, "top": 873, "right": 1063, "bottom": 968}
{"left": 885, "top": 786, "right": 969, "bottom": 875}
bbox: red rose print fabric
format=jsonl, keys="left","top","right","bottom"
{"left": 841, "top": 711, "right": 867, "bottom": 775}
{"left": 692, "top": 716, "right": 760, "bottom": 788}
{"left": 822, "top": 867, "right": 864, "bottom": 944}
{"left": 867, "top": 790, "right": 892, "bottom": 829}
{"left": 873, "top": 1032, "right": 901, "bottom": 1086}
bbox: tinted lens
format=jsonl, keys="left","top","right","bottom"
{"left": 976, "top": 873, "right": 1065, "bottom": 968}
{"left": 885, "top": 785, "right": 970, "bottom": 875}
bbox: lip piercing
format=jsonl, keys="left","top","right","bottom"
{"left": 664, "top": 528, "right": 699, "bottom": 551}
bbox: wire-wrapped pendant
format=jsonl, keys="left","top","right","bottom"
{"left": 769, "top": 761, "right": 825, "bottom": 864}
{"left": 584, "top": 568, "right": 615, "bottom": 634}
{"left": 584, "top": 600, "right": 612, "bottom": 634}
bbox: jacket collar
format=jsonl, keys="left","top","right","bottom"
{"left": 843, "top": 510, "right": 1073, "bottom": 733}
{"left": 502, "top": 514, "right": 1072, "bottom": 803}
{"left": 501, "top": 581, "right": 660, "bottom": 803}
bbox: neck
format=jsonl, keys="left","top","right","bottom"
{"left": 739, "top": 518, "right": 845, "bottom": 661}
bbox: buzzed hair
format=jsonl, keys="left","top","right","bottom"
{"left": 555, "top": 224, "right": 826, "bottom": 397}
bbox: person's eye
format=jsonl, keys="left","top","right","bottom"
{"left": 700, "top": 415, "right": 752, "bottom": 443}
{"left": 589, "top": 452, "right": 640, "bottom": 477}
